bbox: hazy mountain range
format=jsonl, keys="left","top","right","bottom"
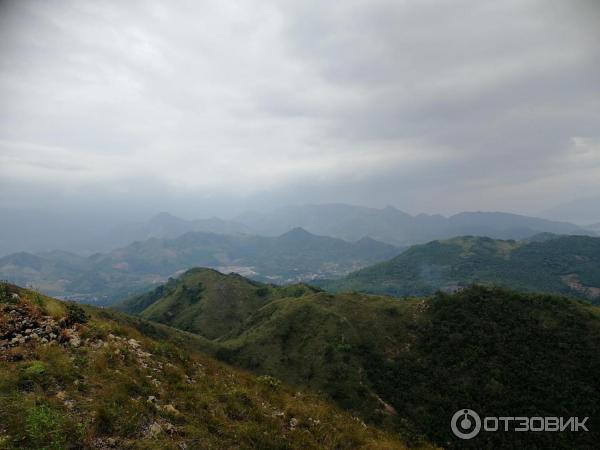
{"left": 1, "top": 203, "right": 597, "bottom": 305}
{"left": 0, "top": 204, "right": 594, "bottom": 257}
{"left": 540, "top": 195, "right": 600, "bottom": 225}
{"left": 103, "top": 212, "right": 254, "bottom": 248}
{"left": 0, "top": 228, "right": 398, "bottom": 304}
{"left": 235, "top": 204, "right": 593, "bottom": 245}
{"left": 0, "top": 209, "right": 253, "bottom": 257}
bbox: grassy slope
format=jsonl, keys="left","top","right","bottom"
{"left": 215, "top": 292, "right": 420, "bottom": 425}
{"left": 0, "top": 283, "right": 417, "bottom": 450}
{"left": 117, "top": 271, "right": 600, "bottom": 449}
{"left": 318, "top": 235, "right": 600, "bottom": 302}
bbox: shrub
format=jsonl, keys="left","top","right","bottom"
{"left": 25, "top": 404, "right": 69, "bottom": 450}
{"left": 255, "top": 287, "right": 270, "bottom": 297}
{"left": 19, "top": 361, "right": 49, "bottom": 390}
{"left": 32, "top": 293, "right": 44, "bottom": 307}
{"left": 66, "top": 302, "right": 89, "bottom": 324}
{"left": 0, "top": 284, "right": 8, "bottom": 302}
{"left": 256, "top": 375, "right": 281, "bottom": 389}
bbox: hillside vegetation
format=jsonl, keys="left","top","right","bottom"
{"left": 116, "top": 268, "right": 321, "bottom": 340}
{"left": 118, "top": 269, "right": 600, "bottom": 449}
{"left": 319, "top": 235, "right": 600, "bottom": 303}
{"left": 0, "top": 282, "right": 416, "bottom": 450}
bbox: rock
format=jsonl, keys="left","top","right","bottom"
{"left": 56, "top": 391, "right": 67, "bottom": 400}
{"left": 162, "top": 404, "right": 180, "bottom": 416}
{"left": 289, "top": 417, "right": 299, "bottom": 430}
{"left": 92, "top": 437, "right": 118, "bottom": 448}
{"left": 163, "top": 421, "right": 176, "bottom": 435}
{"left": 147, "top": 395, "right": 157, "bottom": 404}
{"left": 64, "top": 400, "right": 75, "bottom": 409}
{"left": 147, "top": 422, "right": 163, "bottom": 437}
{"left": 69, "top": 336, "right": 81, "bottom": 348}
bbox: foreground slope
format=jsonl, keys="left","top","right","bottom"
{"left": 0, "top": 283, "right": 414, "bottom": 450}
{"left": 119, "top": 270, "right": 600, "bottom": 449}
{"left": 319, "top": 235, "right": 600, "bottom": 303}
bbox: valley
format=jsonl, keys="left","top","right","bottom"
{"left": 0, "top": 228, "right": 398, "bottom": 306}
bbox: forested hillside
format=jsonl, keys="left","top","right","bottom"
{"left": 319, "top": 235, "right": 600, "bottom": 303}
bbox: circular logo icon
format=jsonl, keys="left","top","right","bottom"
{"left": 451, "top": 409, "right": 481, "bottom": 440}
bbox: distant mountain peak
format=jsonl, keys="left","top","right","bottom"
{"left": 279, "top": 227, "right": 314, "bottom": 239}
{"left": 356, "top": 236, "right": 378, "bottom": 244}
{"left": 149, "top": 211, "right": 183, "bottom": 224}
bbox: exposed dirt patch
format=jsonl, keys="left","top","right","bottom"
{"left": 561, "top": 274, "right": 600, "bottom": 299}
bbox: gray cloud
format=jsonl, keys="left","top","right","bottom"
{"left": 0, "top": 0, "right": 598, "bottom": 219}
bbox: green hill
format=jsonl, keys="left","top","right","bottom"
{"left": 116, "top": 268, "right": 321, "bottom": 340}
{"left": 0, "top": 282, "right": 416, "bottom": 450}
{"left": 116, "top": 270, "right": 600, "bottom": 449}
{"left": 318, "top": 235, "right": 600, "bottom": 303}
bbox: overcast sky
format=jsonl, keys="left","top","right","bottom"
{"left": 0, "top": 0, "right": 598, "bottom": 219}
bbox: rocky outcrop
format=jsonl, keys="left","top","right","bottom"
{"left": 0, "top": 302, "right": 81, "bottom": 353}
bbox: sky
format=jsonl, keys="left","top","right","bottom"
{"left": 0, "top": 0, "right": 599, "bottom": 219}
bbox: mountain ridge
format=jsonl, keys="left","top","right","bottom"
{"left": 234, "top": 204, "right": 592, "bottom": 246}
{"left": 318, "top": 234, "right": 600, "bottom": 303}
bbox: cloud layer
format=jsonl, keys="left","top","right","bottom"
{"left": 0, "top": 0, "right": 598, "bottom": 217}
